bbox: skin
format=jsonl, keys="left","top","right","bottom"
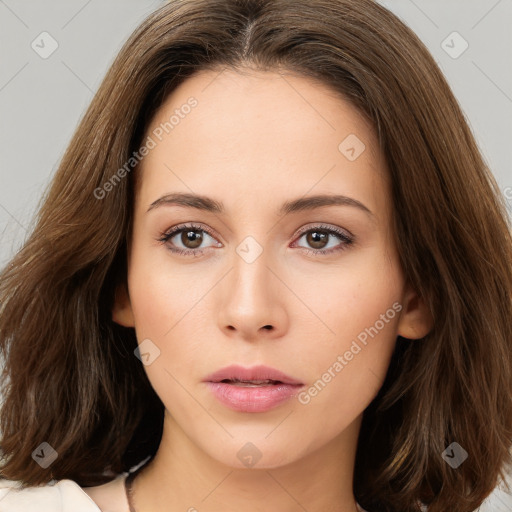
{"left": 84, "top": 67, "right": 432, "bottom": 512}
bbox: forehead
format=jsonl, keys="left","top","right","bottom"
{"left": 147, "top": 67, "right": 378, "bottom": 155}
{"left": 134, "top": 67, "right": 388, "bottom": 221}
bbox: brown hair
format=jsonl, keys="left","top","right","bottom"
{"left": 1, "top": 0, "right": 511, "bottom": 510}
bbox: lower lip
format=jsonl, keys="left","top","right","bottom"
{"left": 206, "top": 382, "right": 304, "bottom": 412}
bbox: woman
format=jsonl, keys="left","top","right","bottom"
{"left": 0, "top": 0, "right": 511, "bottom": 511}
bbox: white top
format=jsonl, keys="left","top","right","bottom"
{"left": 0, "top": 474, "right": 130, "bottom": 512}
{"left": 0, "top": 475, "right": 369, "bottom": 511}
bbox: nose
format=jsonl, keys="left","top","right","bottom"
{"left": 216, "top": 250, "right": 289, "bottom": 341}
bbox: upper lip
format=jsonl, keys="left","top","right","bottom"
{"left": 204, "top": 365, "right": 303, "bottom": 385}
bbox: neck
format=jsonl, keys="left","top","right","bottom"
{"left": 131, "top": 409, "right": 361, "bottom": 512}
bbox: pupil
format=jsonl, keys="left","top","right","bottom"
{"left": 183, "top": 230, "right": 203, "bottom": 248}
{"left": 308, "top": 231, "right": 327, "bottom": 249}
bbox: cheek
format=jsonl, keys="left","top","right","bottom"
{"left": 126, "top": 236, "right": 207, "bottom": 340}
{"left": 125, "top": 259, "right": 206, "bottom": 416}
{"left": 289, "top": 274, "right": 402, "bottom": 452}
{"left": 292, "top": 319, "right": 397, "bottom": 456}
{"left": 125, "top": 243, "right": 214, "bottom": 394}
{"left": 293, "top": 251, "right": 403, "bottom": 410}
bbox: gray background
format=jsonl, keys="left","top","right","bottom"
{"left": 0, "top": 0, "right": 511, "bottom": 509}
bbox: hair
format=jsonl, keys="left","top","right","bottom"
{"left": 0, "top": 0, "right": 511, "bottom": 510}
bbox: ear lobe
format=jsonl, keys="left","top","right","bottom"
{"left": 112, "top": 282, "right": 135, "bottom": 328}
{"left": 397, "top": 284, "right": 433, "bottom": 340}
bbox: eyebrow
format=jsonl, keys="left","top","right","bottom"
{"left": 146, "top": 192, "right": 374, "bottom": 217}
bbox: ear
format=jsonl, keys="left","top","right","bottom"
{"left": 397, "top": 283, "right": 433, "bottom": 340}
{"left": 112, "top": 281, "right": 135, "bottom": 328}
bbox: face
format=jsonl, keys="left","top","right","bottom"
{"left": 113, "top": 67, "right": 431, "bottom": 469}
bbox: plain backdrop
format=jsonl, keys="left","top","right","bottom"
{"left": 0, "top": 1, "right": 511, "bottom": 509}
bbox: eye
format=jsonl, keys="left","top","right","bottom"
{"left": 157, "top": 222, "right": 355, "bottom": 257}
{"left": 157, "top": 223, "right": 221, "bottom": 257}
{"left": 291, "top": 224, "right": 354, "bottom": 255}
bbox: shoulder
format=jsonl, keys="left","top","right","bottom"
{"left": 82, "top": 473, "right": 130, "bottom": 512}
{"left": 0, "top": 477, "right": 103, "bottom": 512}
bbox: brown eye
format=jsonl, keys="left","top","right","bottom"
{"left": 293, "top": 224, "right": 354, "bottom": 256}
{"left": 158, "top": 223, "right": 221, "bottom": 256}
{"left": 305, "top": 230, "right": 329, "bottom": 250}
{"left": 180, "top": 229, "right": 203, "bottom": 249}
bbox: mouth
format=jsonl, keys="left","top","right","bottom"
{"left": 203, "top": 365, "right": 304, "bottom": 412}
{"left": 204, "top": 364, "right": 303, "bottom": 386}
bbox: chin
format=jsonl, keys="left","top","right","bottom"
{"left": 205, "top": 437, "right": 307, "bottom": 471}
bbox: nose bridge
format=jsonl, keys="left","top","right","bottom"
{"left": 216, "top": 233, "right": 288, "bottom": 337}
{"left": 231, "top": 236, "right": 275, "bottom": 308}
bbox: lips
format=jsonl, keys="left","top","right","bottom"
{"left": 203, "top": 364, "right": 303, "bottom": 386}
{"left": 204, "top": 365, "right": 304, "bottom": 413}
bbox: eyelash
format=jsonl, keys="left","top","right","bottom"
{"left": 156, "top": 222, "right": 355, "bottom": 257}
